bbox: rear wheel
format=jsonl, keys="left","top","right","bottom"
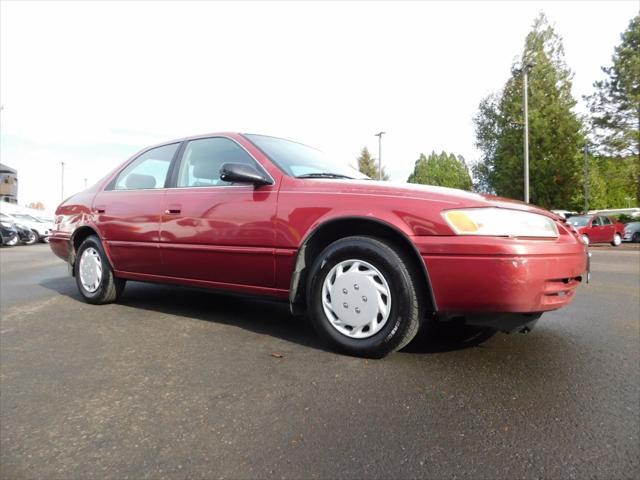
{"left": 633, "top": 232, "right": 640, "bottom": 243}
{"left": 611, "top": 233, "right": 622, "bottom": 246}
{"left": 307, "top": 236, "right": 423, "bottom": 358}
{"left": 75, "top": 235, "right": 126, "bottom": 304}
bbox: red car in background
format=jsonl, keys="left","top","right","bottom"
{"left": 568, "top": 215, "right": 624, "bottom": 246}
{"left": 50, "top": 133, "right": 588, "bottom": 358}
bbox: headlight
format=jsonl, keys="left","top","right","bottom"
{"left": 442, "top": 208, "right": 559, "bottom": 238}
{"left": 0, "top": 221, "right": 12, "bottom": 228}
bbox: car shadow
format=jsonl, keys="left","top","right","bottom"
{"left": 402, "top": 319, "right": 497, "bottom": 354}
{"left": 40, "top": 276, "right": 497, "bottom": 355}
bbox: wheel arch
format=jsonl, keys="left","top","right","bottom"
{"left": 289, "top": 216, "right": 437, "bottom": 315}
{"left": 69, "top": 225, "right": 111, "bottom": 275}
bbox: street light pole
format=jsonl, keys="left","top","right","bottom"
{"left": 374, "top": 131, "right": 385, "bottom": 180}
{"left": 523, "top": 65, "right": 530, "bottom": 203}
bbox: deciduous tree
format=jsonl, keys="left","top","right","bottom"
{"left": 407, "top": 151, "right": 472, "bottom": 190}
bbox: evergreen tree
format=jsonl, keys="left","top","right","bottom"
{"left": 584, "top": 15, "right": 639, "bottom": 206}
{"left": 586, "top": 15, "right": 639, "bottom": 159}
{"left": 473, "top": 13, "right": 585, "bottom": 209}
{"left": 407, "top": 151, "right": 472, "bottom": 190}
{"left": 357, "top": 147, "right": 389, "bottom": 180}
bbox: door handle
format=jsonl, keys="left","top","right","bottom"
{"left": 164, "top": 208, "right": 181, "bottom": 214}
{"left": 95, "top": 206, "right": 106, "bottom": 214}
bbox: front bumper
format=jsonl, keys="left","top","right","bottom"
{"left": 414, "top": 235, "right": 588, "bottom": 314}
{"left": 49, "top": 234, "right": 71, "bottom": 261}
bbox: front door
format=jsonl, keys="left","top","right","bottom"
{"left": 93, "top": 143, "right": 180, "bottom": 275}
{"left": 160, "top": 136, "right": 277, "bottom": 288}
{"left": 589, "top": 216, "right": 605, "bottom": 243}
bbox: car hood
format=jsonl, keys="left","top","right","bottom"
{"left": 302, "top": 179, "right": 560, "bottom": 219}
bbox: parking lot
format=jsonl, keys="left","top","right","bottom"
{"left": 1, "top": 243, "right": 638, "bottom": 479}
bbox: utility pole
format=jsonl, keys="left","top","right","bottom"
{"left": 374, "top": 131, "right": 385, "bottom": 180}
{"left": 583, "top": 146, "right": 589, "bottom": 213}
{"left": 61, "top": 162, "right": 65, "bottom": 201}
{"left": 523, "top": 65, "right": 531, "bottom": 203}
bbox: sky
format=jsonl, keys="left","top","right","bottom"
{"left": 0, "top": 0, "right": 637, "bottom": 212}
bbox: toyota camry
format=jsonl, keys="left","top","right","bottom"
{"left": 50, "top": 133, "right": 588, "bottom": 357}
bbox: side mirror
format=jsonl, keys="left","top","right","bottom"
{"left": 219, "top": 163, "right": 272, "bottom": 186}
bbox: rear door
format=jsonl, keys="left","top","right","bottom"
{"left": 160, "top": 136, "right": 278, "bottom": 288}
{"left": 600, "top": 216, "right": 615, "bottom": 242}
{"left": 93, "top": 143, "right": 180, "bottom": 275}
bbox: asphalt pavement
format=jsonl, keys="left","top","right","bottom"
{"left": 1, "top": 243, "right": 639, "bottom": 479}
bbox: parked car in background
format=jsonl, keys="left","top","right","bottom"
{"left": 50, "top": 132, "right": 588, "bottom": 358}
{"left": 623, "top": 221, "right": 640, "bottom": 243}
{"left": 0, "top": 219, "right": 19, "bottom": 246}
{"left": 568, "top": 214, "right": 625, "bottom": 246}
{"left": 551, "top": 210, "right": 578, "bottom": 220}
{"left": 2, "top": 212, "right": 52, "bottom": 243}
{"left": 0, "top": 213, "right": 39, "bottom": 245}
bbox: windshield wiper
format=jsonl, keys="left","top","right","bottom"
{"left": 296, "top": 173, "right": 354, "bottom": 179}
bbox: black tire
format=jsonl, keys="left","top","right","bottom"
{"left": 633, "top": 232, "right": 640, "bottom": 243}
{"left": 5, "top": 235, "right": 18, "bottom": 247}
{"left": 307, "top": 236, "right": 424, "bottom": 358}
{"left": 75, "top": 235, "right": 125, "bottom": 304}
{"left": 22, "top": 230, "right": 38, "bottom": 245}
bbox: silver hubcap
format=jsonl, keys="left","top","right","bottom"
{"left": 322, "top": 259, "right": 391, "bottom": 339}
{"left": 613, "top": 234, "right": 621, "bottom": 245}
{"left": 582, "top": 235, "right": 589, "bottom": 245}
{"left": 79, "top": 247, "right": 102, "bottom": 293}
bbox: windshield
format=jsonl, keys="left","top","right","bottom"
{"left": 245, "top": 134, "right": 368, "bottom": 179}
{"left": 568, "top": 216, "right": 591, "bottom": 227}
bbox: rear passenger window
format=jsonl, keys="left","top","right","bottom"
{"left": 177, "top": 137, "right": 257, "bottom": 187}
{"left": 114, "top": 143, "right": 179, "bottom": 190}
{"left": 601, "top": 217, "right": 611, "bottom": 225}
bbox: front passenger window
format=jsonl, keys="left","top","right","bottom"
{"left": 177, "top": 137, "right": 257, "bottom": 187}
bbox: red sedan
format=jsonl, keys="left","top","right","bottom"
{"left": 568, "top": 215, "right": 624, "bottom": 246}
{"left": 50, "top": 133, "right": 588, "bottom": 357}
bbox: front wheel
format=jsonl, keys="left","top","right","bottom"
{"left": 611, "top": 233, "right": 622, "bottom": 247}
{"left": 75, "top": 235, "right": 126, "bottom": 304}
{"left": 22, "top": 230, "right": 38, "bottom": 245}
{"left": 5, "top": 235, "right": 19, "bottom": 247}
{"left": 581, "top": 234, "right": 590, "bottom": 246}
{"left": 307, "top": 236, "right": 424, "bottom": 358}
